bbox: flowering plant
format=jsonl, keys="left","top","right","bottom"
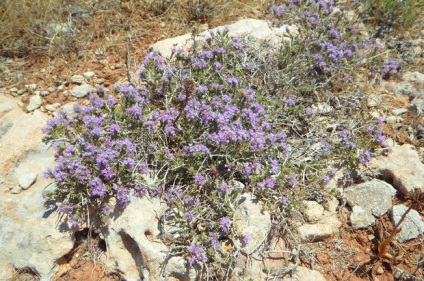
{"left": 44, "top": 14, "right": 389, "bottom": 278}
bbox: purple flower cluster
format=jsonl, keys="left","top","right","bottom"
{"left": 269, "top": 0, "right": 381, "bottom": 79}
{"left": 188, "top": 244, "right": 207, "bottom": 266}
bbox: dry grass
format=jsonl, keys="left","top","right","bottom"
{"left": 0, "top": 0, "right": 264, "bottom": 60}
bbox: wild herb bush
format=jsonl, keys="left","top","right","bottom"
{"left": 43, "top": 2, "right": 391, "bottom": 278}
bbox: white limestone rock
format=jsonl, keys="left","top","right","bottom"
{"left": 344, "top": 179, "right": 396, "bottom": 217}
{"left": 351, "top": 206, "right": 375, "bottom": 229}
{"left": 392, "top": 205, "right": 424, "bottom": 242}
{"left": 369, "top": 145, "right": 424, "bottom": 195}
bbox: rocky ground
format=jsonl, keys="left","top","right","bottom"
{"left": 0, "top": 1, "right": 423, "bottom": 280}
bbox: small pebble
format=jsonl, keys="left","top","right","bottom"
{"left": 382, "top": 138, "right": 395, "bottom": 148}
{"left": 46, "top": 103, "right": 61, "bottom": 112}
{"left": 385, "top": 116, "right": 397, "bottom": 124}
{"left": 25, "top": 84, "right": 37, "bottom": 91}
{"left": 18, "top": 173, "right": 37, "bottom": 190}
{"left": 370, "top": 111, "right": 380, "bottom": 119}
{"left": 376, "top": 267, "right": 384, "bottom": 275}
{"left": 9, "top": 87, "right": 18, "bottom": 92}
{"left": 71, "top": 75, "right": 85, "bottom": 84}
{"left": 10, "top": 186, "right": 21, "bottom": 194}
{"left": 48, "top": 86, "right": 57, "bottom": 92}
{"left": 40, "top": 90, "right": 50, "bottom": 97}
{"left": 367, "top": 95, "right": 381, "bottom": 107}
{"left": 393, "top": 268, "right": 404, "bottom": 279}
{"left": 391, "top": 108, "right": 407, "bottom": 116}
{"left": 83, "top": 71, "right": 95, "bottom": 81}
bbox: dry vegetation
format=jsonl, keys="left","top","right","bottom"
{"left": 0, "top": 0, "right": 263, "bottom": 59}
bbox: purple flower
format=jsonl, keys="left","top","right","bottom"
{"left": 270, "top": 159, "right": 280, "bottom": 174}
{"left": 285, "top": 98, "right": 296, "bottom": 106}
{"left": 68, "top": 218, "right": 81, "bottom": 228}
{"left": 374, "top": 133, "right": 387, "bottom": 145}
{"left": 212, "top": 46, "right": 226, "bottom": 55}
{"left": 280, "top": 196, "right": 289, "bottom": 206}
{"left": 321, "top": 176, "right": 331, "bottom": 184}
{"left": 185, "top": 212, "right": 194, "bottom": 221}
{"left": 63, "top": 145, "right": 75, "bottom": 157}
{"left": 194, "top": 174, "right": 205, "bottom": 186}
{"left": 117, "top": 188, "right": 130, "bottom": 207}
{"left": 306, "top": 107, "right": 316, "bottom": 116}
{"left": 219, "top": 184, "right": 229, "bottom": 192}
{"left": 89, "top": 94, "right": 105, "bottom": 108}
{"left": 359, "top": 150, "right": 372, "bottom": 164}
{"left": 200, "top": 50, "right": 213, "bottom": 59}
{"left": 220, "top": 216, "right": 231, "bottom": 232}
{"left": 110, "top": 124, "right": 120, "bottom": 135}
{"left": 164, "top": 124, "right": 176, "bottom": 136}
{"left": 214, "top": 61, "right": 222, "bottom": 70}
{"left": 119, "top": 138, "right": 136, "bottom": 153}
{"left": 376, "top": 118, "right": 384, "bottom": 125}
{"left": 286, "top": 174, "right": 297, "bottom": 187}
{"left": 228, "top": 77, "right": 238, "bottom": 86}
{"left": 188, "top": 244, "right": 207, "bottom": 266}
{"left": 122, "top": 157, "right": 135, "bottom": 169}
{"left": 271, "top": 4, "right": 286, "bottom": 17}
{"left": 193, "top": 58, "right": 208, "bottom": 69}
{"left": 208, "top": 233, "right": 220, "bottom": 249}
{"left": 242, "top": 234, "right": 251, "bottom": 245}
{"left": 90, "top": 177, "right": 107, "bottom": 197}
{"left": 330, "top": 28, "right": 339, "bottom": 38}
{"left": 196, "top": 84, "right": 208, "bottom": 93}
{"left": 58, "top": 203, "right": 74, "bottom": 215}
{"left": 232, "top": 37, "right": 241, "bottom": 49}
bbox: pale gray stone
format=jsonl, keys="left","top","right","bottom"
{"left": 83, "top": 71, "right": 95, "bottom": 81}
{"left": 0, "top": 95, "right": 73, "bottom": 280}
{"left": 70, "top": 84, "right": 94, "bottom": 98}
{"left": 45, "top": 103, "right": 61, "bottom": 112}
{"left": 71, "top": 74, "right": 85, "bottom": 84}
{"left": 104, "top": 196, "right": 197, "bottom": 281}
{"left": 386, "top": 115, "right": 397, "bottom": 124}
{"left": 351, "top": 206, "right": 375, "bottom": 229}
{"left": 26, "top": 94, "right": 43, "bottom": 112}
{"left": 392, "top": 108, "right": 408, "bottom": 116}
{"left": 150, "top": 19, "right": 298, "bottom": 59}
{"left": 40, "top": 90, "right": 50, "bottom": 97}
{"left": 48, "top": 86, "right": 57, "bottom": 93}
{"left": 233, "top": 193, "right": 271, "bottom": 255}
{"left": 303, "top": 200, "right": 324, "bottom": 223}
{"left": 382, "top": 138, "right": 396, "bottom": 148}
{"left": 298, "top": 223, "right": 338, "bottom": 242}
{"left": 370, "top": 111, "right": 381, "bottom": 119}
{"left": 18, "top": 173, "right": 37, "bottom": 189}
{"left": 298, "top": 198, "right": 341, "bottom": 242}
{"left": 24, "top": 84, "right": 37, "bottom": 91}
{"left": 367, "top": 95, "right": 381, "bottom": 107}
{"left": 313, "top": 103, "right": 333, "bottom": 114}
{"left": 383, "top": 71, "right": 424, "bottom": 98}
{"left": 392, "top": 205, "right": 424, "bottom": 243}
{"left": 370, "top": 144, "right": 424, "bottom": 195}
{"left": 344, "top": 179, "right": 396, "bottom": 217}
